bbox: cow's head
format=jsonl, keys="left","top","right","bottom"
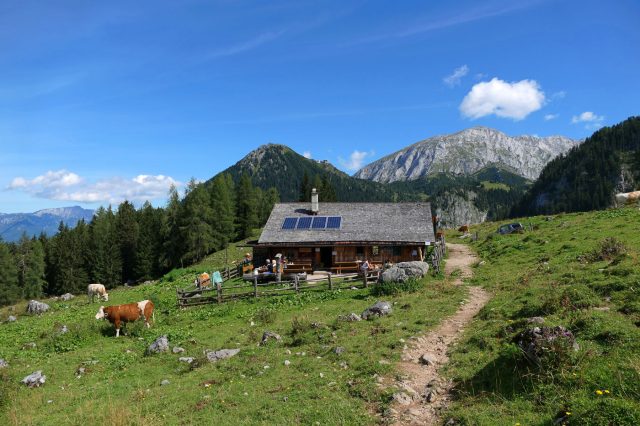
{"left": 95, "top": 306, "right": 106, "bottom": 320}
{"left": 102, "top": 293, "right": 109, "bottom": 302}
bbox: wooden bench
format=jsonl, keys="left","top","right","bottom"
{"left": 331, "top": 262, "right": 360, "bottom": 274}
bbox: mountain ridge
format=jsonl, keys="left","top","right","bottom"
{"left": 354, "top": 126, "right": 578, "bottom": 183}
{"left": 0, "top": 206, "right": 95, "bottom": 242}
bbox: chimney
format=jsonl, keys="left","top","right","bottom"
{"left": 311, "top": 188, "right": 319, "bottom": 214}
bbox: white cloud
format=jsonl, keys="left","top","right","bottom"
{"left": 303, "top": 151, "right": 312, "bottom": 159}
{"left": 338, "top": 150, "right": 374, "bottom": 172}
{"left": 459, "top": 78, "right": 545, "bottom": 120}
{"left": 443, "top": 65, "right": 469, "bottom": 87}
{"left": 9, "top": 169, "right": 82, "bottom": 189}
{"left": 544, "top": 113, "right": 559, "bottom": 121}
{"left": 571, "top": 111, "right": 605, "bottom": 130}
{"left": 551, "top": 91, "right": 566, "bottom": 100}
{"left": 7, "top": 170, "right": 180, "bottom": 204}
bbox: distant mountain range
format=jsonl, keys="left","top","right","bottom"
{"left": 0, "top": 206, "right": 95, "bottom": 242}
{"left": 355, "top": 126, "right": 577, "bottom": 182}
{"left": 216, "top": 127, "right": 578, "bottom": 226}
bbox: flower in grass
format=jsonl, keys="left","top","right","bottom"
{"left": 566, "top": 411, "right": 572, "bottom": 416}
{"left": 604, "top": 389, "right": 610, "bottom": 394}
{"left": 595, "top": 390, "right": 603, "bottom": 395}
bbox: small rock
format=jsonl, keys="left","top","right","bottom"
{"left": 179, "top": 357, "right": 194, "bottom": 364}
{"left": 339, "top": 361, "right": 348, "bottom": 369}
{"left": 378, "top": 359, "right": 390, "bottom": 365}
{"left": 263, "top": 365, "right": 270, "bottom": 369}
{"left": 22, "top": 342, "right": 37, "bottom": 350}
{"left": 60, "top": 293, "right": 75, "bottom": 301}
{"left": 59, "top": 325, "right": 69, "bottom": 334}
{"left": 205, "top": 349, "right": 240, "bottom": 363}
{"left": 334, "top": 346, "right": 345, "bottom": 356}
{"left": 26, "top": 300, "right": 49, "bottom": 315}
{"left": 172, "top": 347, "right": 185, "bottom": 354}
{"left": 319, "top": 373, "right": 324, "bottom": 378}
{"left": 350, "top": 287, "right": 358, "bottom": 290}
{"left": 285, "top": 349, "right": 292, "bottom": 355}
{"left": 361, "top": 301, "right": 393, "bottom": 320}
{"left": 161, "top": 379, "right": 170, "bottom": 386}
{"left": 75, "top": 367, "right": 85, "bottom": 376}
{"left": 47, "top": 400, "right": 53, "bottom": 404}
{"left": 478, "top": 260, "right": 486, "bottom": 266}
{"left": 147, "top": 335, "right": 169, "bottom": 354}
{"left": 22, "top": 371, "right": 46, "bottom": 388}
{"left": 7, "top": 315, "right": 17, "bottom": 322}
{"left": 526, "top": 316, "right": 545, "bottom": 324}
{"left": 425, "top": 390, "right": 437, "bottom": 403}
{"left": 283, "top": 396, "right": 288, "bottom": 402}
{"left": 284, "top": 360, "right": 291, "bottom": 366}
{"left": 0, "top": 359, "right": 8, "bottom": 368}
{"left": 392, "top": 392, "right": 412, "bottom": 406}
{"left": 260, "top": 331, "right": 282, "bottom": 346}
{"left": 418, "top": 354, "right": 436, "bottom": 366}
{"left": 341, "top": 313, "right": 362, "bottom": 322}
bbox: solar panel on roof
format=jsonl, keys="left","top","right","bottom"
{"left": 296, "top": 217, "right": 312, "bottom": 229}
{"left": 282, "top": 217, "right": 298, "bottom": 230}
{"left": 326, "top": 216, "right": 341, "bottom": 229}
{"left": 312, "top": 216, "right": 327, "bottom": 229}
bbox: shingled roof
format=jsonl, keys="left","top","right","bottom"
{"left": 257, "top": 202, "right": 434, "bottom": 246}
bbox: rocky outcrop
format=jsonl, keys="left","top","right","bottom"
{"left": 22, "top": 371, "right": 46, "bottom": 388}
{"left": 147, "top": 336, "right": 169, "bottom": 354}
{"left": 434, "top": 191, "right": 488, "bottom": 228}
{"left": 205, "top": 349, "right": 240, "bottom": 363}
{"left": 355, "top": 127, "right": 576, "bottom": 183}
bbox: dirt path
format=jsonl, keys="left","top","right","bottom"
{"left": 386, "top": 243, "right": 491, "bottom": 425}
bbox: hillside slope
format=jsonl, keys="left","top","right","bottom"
{"left": 511, "top": 116, "right": 640, "bottom": 216}
{"left": 355, "top": 126, "right": 576, "bottom": 183}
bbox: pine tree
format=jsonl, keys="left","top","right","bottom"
{"left": 116, "top": 201, "right": 139, "bottom": 283}
{"left": 236, "top": 174, "right": 258, "bottom": 239}
{"left": 134, "top": 202, "right": 163, "bottom": 280}
{"left": 0, "top": 241, "right": 19, "bottom": 306}
{"left": 14, "top": 234, "right": 46, "bottom": 299}
{"left": 299, "top": 171, "right": 311, "bottom": 201}
{"left": 209, "top": 173, "right": 236, "bottom": 250}
{"left": 160, "top": 185, "right": 184, "bottom": 269}
{"left": 320, "top": 175, "right": 337, "bottom": 202}
{"left": 88, "top": 206, "right": 122, "bottom": 288}
{"left": 47, "top": 222, "right": 89, "bottom": 295}
{"left": 181, "top": 179, "right": 216, "bottom": 264}
{"left": 259, "top": 187, "right": 280, "bottom": 225}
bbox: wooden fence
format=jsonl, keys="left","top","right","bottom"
{"left": 177, "top": 270, "right": 381, "bottom": 308}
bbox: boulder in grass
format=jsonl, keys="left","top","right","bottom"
{"left": 361, "top": 301, "right": 393, "bottom": 320}
{"left": 0, "top": 359, "right": 8, "bottom": 368}
{"left": 146, "top": 335, "right": 169, "bottom": 355}
{"left": 22, "top": 371, "right": 46, "bottom": 388}
{"left": 60, "top": 293, "right": 74, "bottom": 301}
{"left": 515, "top": 326, "right": 579, "bottom": 367}
{"left": 172, "top": 347, "right": 185, "bottom": 354}
{"left": 7, "top": 315, "right": 17, "bottom": 322}
{"left": 26, "top": 300, "right": 49, "bottom": 315}
{"left": 260, "top": 331, "right": 282, "bottom": 346}
{"left": 381, "top": 261, "right": 429, "bottom": 283}
{"left": 205, "top": 349, "right": 239, "bottom": 363}
{"left": 341, "top": 313, "right": 362, "bottom": 322}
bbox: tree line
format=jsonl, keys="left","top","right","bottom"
{"left": 0, "top": 173, "right": 279, "bottom": 307}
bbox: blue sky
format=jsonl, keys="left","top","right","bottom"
{"left": 1, "top": 0, "right": 638, "bottom": 213}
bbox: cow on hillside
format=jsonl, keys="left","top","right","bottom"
{"left": 615, "top": 191, "right": 640, "bottom": 207}
{"left": 87, "top": 284, "right": 108, "bottom": 303}
{"left": 95, "top": 300, "right": 154, "bottom": 337}
{"left": 458, "top": 224, "right": 470, "bottom": 233}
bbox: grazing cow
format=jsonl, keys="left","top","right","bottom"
{"left": 615, "top": 191, "right": 640, "bottom": 207}
{"left": 87, "top": 283, "right": 108, "bottom": 303}
{"left": 458, "top": 224, "right": 469, "bottom": 233}
{"left": 195, "top": 272, "right": 211, "bottom": 289}
{"left": 95, "top": 300, "right": 154, "bottom": 337}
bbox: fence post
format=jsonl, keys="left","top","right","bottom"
{"left": 216, "top": 282, "right": 222, "bottom": 303}
{"left": 328, "top": 273, "right": 333, "bottom": 290}
{"left": 294, "top": 275, "right": 299, "bottom": 293}
{"left": 363, "top": 272, "right": 368, "bottom": 288}
{"left": 253, "top": 277, "right": 258, "bottom": 298}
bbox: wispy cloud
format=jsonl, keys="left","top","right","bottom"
{"left": 338, "top": 150, "right": 374, "bottom": 172}
{"left": 203, "top": 30, "right": 286, "bottom": 60}
{"left": 544, "top": 113, "right": 559, "bottom": 121}
{"left": 571, "top": 111, "right": 604, "bottom": 130}
{"left": 460, "top": 77, "right": 545, "bottom": 120}
{"left": 348, "top": 1, "right": 542, "bottom": 46}
{"left": 303, "top": 151, "right": 312, "bottom": 159}
{"left": 443, "top": 65, "right": 469, "bottom": 87}
{"left": 7, "top": 170, "right": 181, "bottom": 205}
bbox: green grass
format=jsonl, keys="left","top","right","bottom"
{"left": 442, "top": 207, "right": 640, "bottom": 425}
{"left": 479, "top": 180, "right": 511, "bottom": 191}
{"left": 0, "top": 236, "right": 465, "bottom": 425}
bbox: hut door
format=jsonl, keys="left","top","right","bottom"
{"left": 320, "top": 247, "right": 333, "bottom": 269}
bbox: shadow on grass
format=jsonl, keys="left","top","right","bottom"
{"left": 450, "top": 352, "right": 534, "bottom": 401}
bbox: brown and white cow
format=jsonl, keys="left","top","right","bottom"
{"left": 458, "top": 224, "right": 470, "bottom": 233}
{"left": 87, "top": 283, "right": 108, "bottom": 303}
{"left": 95, "top": 300, "right": 154, "bottom": 337}
{"left": 615, "top": 191, "right": 640, "bottom": 207}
